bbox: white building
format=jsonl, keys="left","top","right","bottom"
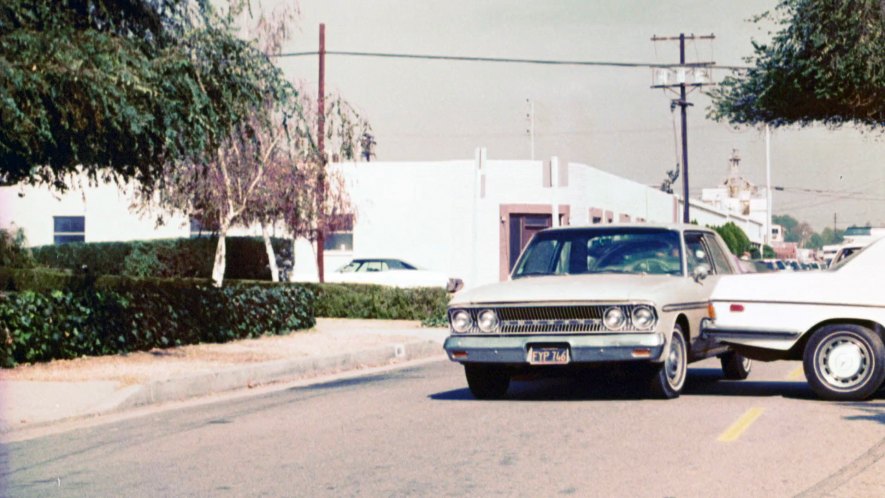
{"left": 1, "top": 149, "right": 765, "bottom": 289}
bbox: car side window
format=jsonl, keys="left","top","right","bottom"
{"left": 365, "top": 261, "right": 383, "bottom": 272}
{"left": 703, "top": 233, "right": 735, "bottom": 275}
{"left": 684, "top": 233, "right": 714, "bottom": 274}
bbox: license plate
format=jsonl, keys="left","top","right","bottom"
{"left": 527, "top": 346, "right": 570, "bottom": 365}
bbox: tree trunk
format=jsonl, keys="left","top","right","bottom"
{"left": 288, "top": 237, "right": 297, "bottom": 282}
{"left": 261, "top": 222, "right": 279, "bottom": 282}
{"left": 211, "top": 219, "right": 232, "bottom": 287}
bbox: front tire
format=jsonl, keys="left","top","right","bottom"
{"left": 720, "top": 352, "right": 752, "bottom": 380}
{"left": 803, "top": 324, "right": 885, "bottom": 401}
{"left": 465, "top": 364, "right": 510, "bottom": 400}
{"left": 649, "top": 325, "right": 688, "bottom": 399}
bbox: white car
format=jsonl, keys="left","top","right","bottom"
{"left": 703, "top": 238, "right": 885, "bottom": 401}
{"left": 444, "top": 224, "right": 751, "bottom": 400}
{"left": 326, "top": 258, "right": 462, "bottom": 291}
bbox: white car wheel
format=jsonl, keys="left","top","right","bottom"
{"left": 803, "top": 324, "right": 885, "bottom": 401}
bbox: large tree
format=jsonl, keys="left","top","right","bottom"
{"left": 710, "top": 0, "right": 885, "bottom": 129}
{"left": 0, "top": 0, "right": 293, "bottom": 190}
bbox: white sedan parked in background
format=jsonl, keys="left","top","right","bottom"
{"left": 703, "top": 238, "right": 885, "bottom": 401}
{"left": 326, "top": 258, "right": 462, "bottom": 291}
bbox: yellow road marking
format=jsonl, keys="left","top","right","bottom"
{"left": 786, "top": 366, "right": 805, "bottom": 381}
{"left": 717, "top": 407, "right": 765, "bottom": 443}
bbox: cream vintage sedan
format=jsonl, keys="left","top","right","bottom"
{"left": 444, "top": 224, "right": 752, "bottom": 400}
{"left": 703, "top": 237, "right": 885, "bottom": 401}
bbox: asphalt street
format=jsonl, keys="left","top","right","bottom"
{"left": 2, "top": 358, "right": 884, "bottom": 497}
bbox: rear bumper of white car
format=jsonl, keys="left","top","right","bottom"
{"left": 443, "top": 333, "right": 666, "bottom": 364}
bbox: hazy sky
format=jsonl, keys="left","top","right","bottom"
{"left": 273, "top": 0, "right": 884, "bottom": 231}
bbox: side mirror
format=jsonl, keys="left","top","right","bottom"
{"left": 692, "top": 264, "right": 711, "bottom": 283}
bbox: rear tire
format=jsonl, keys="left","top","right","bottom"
{"left": 465, "top": 364, "right": 510, "bottom": 400}
{"left": 803, "top": 324, "right": 885, "bottom": 401}
{"left": 720, "top": 352, "right": 752, "bottom": 380}
{"left": 649, "top": 325, "right": 688, "bottom": 399}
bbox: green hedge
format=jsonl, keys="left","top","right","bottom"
{"left": 0, "top": 228, "right": 35, "bottom": 268}
{"left": 305, "top": 282, "right": 449, "bottom": 321}
{"left": 0, "top": 269, "right": 315, "bottom": 368}
{"left": 31, "top": 237, "right": 289, "bottom": 280}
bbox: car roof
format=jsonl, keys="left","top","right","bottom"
{"left": 541, "top": 223, "right": 715, "bottom": 234}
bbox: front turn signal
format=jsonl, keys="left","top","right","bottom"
{"left": 707, "top": 302, "right": 716, "bottom": 320}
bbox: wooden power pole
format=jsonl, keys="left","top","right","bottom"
{"left": 651, "top": 33, "right": 715, "bottom": 224}
{"left": 316, "top": 23, "right": 326, "bottom": 282}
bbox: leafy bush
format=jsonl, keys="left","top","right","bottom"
{"left": 710, "top": 222, "right": 751, "bottom": 256}
{"left": 0, "top": 228, "right": 35, "bottom": 268}
{"left": 0, "top": 269, "right": 315, "bottom": 368}
{"left": 31, "top": 237, "right": 289, "bottom": 280}
{"left": 308, "top": 283, "right": 449, "bottom": 321}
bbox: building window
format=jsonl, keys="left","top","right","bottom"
{"left": 53, "top": 216, "right": 85, "bottom": 244}
{"left": 324, "top": 232, "right": 353, "bottom": 251}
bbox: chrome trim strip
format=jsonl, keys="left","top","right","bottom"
{"left": 710, "top": 299, "right": 885, "bottom": 310}
{"left": 456, "top": 300, "right": 657, "bottom": 308}
{"left": 701, "top": 323, "right": 802, "bottom": 340}
{"left": 661, "top": 301, "right": 709, "bottom": 312}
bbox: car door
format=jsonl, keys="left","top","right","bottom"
{"left": 682, "top": 231, "right": 724, "bottom": 358}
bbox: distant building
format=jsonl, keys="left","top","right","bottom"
{"left": 700, "top": 149, "right": 769, "bottom": 227}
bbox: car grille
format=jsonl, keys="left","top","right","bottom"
{"left": 454, "top": 304, "right": 654, "bottom": 335}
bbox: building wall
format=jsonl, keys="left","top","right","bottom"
{"left": 2, "top": 152, "right": 764, "bottom": 289}
{"left": 0, "top": 181, "right": 192, "bottom": 246}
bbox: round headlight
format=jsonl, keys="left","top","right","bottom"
{"left": 451, "top": 310, "right": 473, "bottom": 333}
{"left": 603, "top": 307, "right": 626, "bottom": 330}
{"left": 631, "top": 306, "right": 656, "bottom": 331}
{"left": 477, "top": 309, "right": 499, "bottom": 333}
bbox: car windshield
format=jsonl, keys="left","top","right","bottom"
{"left": 828, "top": 246, "right": 866, "bottom": 271}
{"left": 513, "top": 228, "right": 683, "bottom": 278}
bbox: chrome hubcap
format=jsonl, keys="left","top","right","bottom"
{"left": 817, "top": 335, "right": 871, "bottom": 390}
{"left": 666, "top": 333, "right": 686, "bottom": 388}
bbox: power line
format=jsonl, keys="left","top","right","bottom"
{"left": 275, "top": 50, "right": 748, "bottom": 71}
{"left": 773, "top": 186, "right": 885, "bottom": 202}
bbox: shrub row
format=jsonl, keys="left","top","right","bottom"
{"left": 305, "top": 282, "right": 450, "bottom": 321}
{"left": 0, "top": 269, "right": 315, "bottom": 368}
{"left": 31, "top": 237, "right": 290, "bottom": 280}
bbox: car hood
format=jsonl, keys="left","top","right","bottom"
{"left": 712, "top": 271, "right": 879, "bottom": 306}
{"left": 451, "top": 274, "right": 686, "bottom": 306}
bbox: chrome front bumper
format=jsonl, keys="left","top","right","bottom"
{"left": 443, "top": 333, "right": 666, "bottom": 364}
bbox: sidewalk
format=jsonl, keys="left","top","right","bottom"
{"left": 0, "top": 318, "right": 449, "bottom": 435}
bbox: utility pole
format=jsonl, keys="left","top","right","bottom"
{"left": 526, "top": 99, "right": 535, "bottom": 160}
{"left": 316, "top": 23, "right": 326, "bottom": 283}
{"left": 651, "top": 33, "right": 715, "bottom": 224}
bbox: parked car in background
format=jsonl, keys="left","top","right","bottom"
{"left": 444, "top": 224, "right": 752, "bottom": 400}
{"left": 748, "top": 261, "right": 775, "bottom": 273}
{"left": 761, "top": 259, "right": 787, "bottom": 272}
{"left": 327, "top": 258, "right": 463, "bottom": 291}
{"left": 829, "top": 244, "right": 865, "bottom": 268}
{"left": 703, "top": 238, "right": 885, "bottom": 401}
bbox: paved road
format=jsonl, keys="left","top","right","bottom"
{"left": 2, "top": 358, "right": 884, "bottom": 497}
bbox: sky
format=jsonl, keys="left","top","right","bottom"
{"left": 270, "top": 0, "right": 884, "bottom": 232}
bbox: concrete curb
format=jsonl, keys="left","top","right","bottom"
{"left": 119, "top": 339, "right": 442, "bottom": 410}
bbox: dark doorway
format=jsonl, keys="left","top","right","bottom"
{"left": 509, "top": 214, "right": 552, "bottom": 270}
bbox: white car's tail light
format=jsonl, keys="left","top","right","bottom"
{"left": 730, "top": 304, "right": 745, "bottom": 312}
